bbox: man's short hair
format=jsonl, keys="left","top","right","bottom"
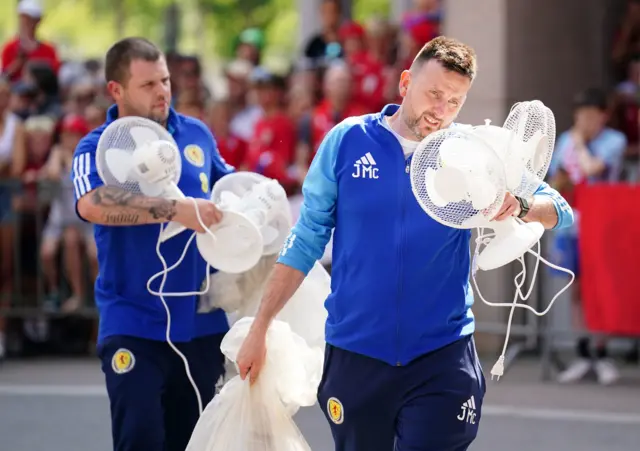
{"left": 105, "top": 37, "right": 163, "bottom": 85}
{"left": 412, "top": 36, "right": 477, "bottom": 81}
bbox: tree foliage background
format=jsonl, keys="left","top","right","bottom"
{"left": 0, "top": 0, "right": 390, "bottom": 63}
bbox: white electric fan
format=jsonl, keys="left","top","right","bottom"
{"left": 95, "top": 116, "right": 190, "bottom": 242}
{"left": 196, "top": 172, "right": 293, "bottom": 273}
{"left": 410, "top": 127, "right": 509, "bottom": 247}
{"left": 468, "top": 100, "right": 556, "bottom": 270}
{"left": 95, "top": 116, "right": 263, "bottom": 274}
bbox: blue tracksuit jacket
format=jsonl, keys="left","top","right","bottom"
{"left": 277, "top": 104, "right": 574, "bottom": 366}
{"left": 71, "top": 106, "right": 232, "bottom": 343}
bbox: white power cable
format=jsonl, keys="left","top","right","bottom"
{"left": 471, "top": 221, "right": 575, "bottom": 380}
{"left": 145, "top": 197, "right": 219, "bottom": 416}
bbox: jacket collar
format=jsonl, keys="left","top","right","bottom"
{"left": 105, "top": 105, "right": 182, "bottom": 134}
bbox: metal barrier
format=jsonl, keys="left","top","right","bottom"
{"left": 0, "top": 178, "right": 97, "bottom": 319}
{"left": 472, "top": 232, "right": 640, "bottom": 382}
{"left": 1, "top": 178, "right": 637, "bottom": 375}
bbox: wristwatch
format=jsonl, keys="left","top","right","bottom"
{"left": 515, "top": 196, "right": 530, "bottom": 219}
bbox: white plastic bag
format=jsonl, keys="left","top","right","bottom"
{"left": 200, "top": 258, "right": 331, "bottom": 346}
{"left": 277, "top": 261, "right": 330, "bottom": 349}
{"left": 222, "top": 318, "right": 324, "bottom": 414}
{"left": 186, "top": 374, "right": 312, "bottom": 451}
{"left": 186, "top": 318, "right": 321, "bottom": 451}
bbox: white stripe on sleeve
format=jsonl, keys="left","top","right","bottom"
{"left": 72, "top": 153, "right": 93, "bottom": 199}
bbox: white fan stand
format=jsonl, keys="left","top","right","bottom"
{"left": 196, "top": 210, "right": 263, "bottom": 274}
{"left": 475, "top": 219, "right": 544, "bottom": 271}
{"left": 468, "top": 121, "right": 546, "bottom": 270}
{"left": 211, "top": 172, "right": 292, "bottom": 254}
{"left": 97, "top": 117, "right": 188, "bottom": 243}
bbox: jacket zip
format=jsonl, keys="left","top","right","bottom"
{"left": 395, "top": 156, "right": 410, "bottom": 366}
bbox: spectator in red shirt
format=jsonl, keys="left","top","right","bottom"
{"left": 1, "top": 1, "right": 60, "bottom": 82}
{"left": 244, "top": 67, "right": 298, "bottom": 193}
{"left": 296, "top": 62, "right": 365, "bottom": 178}
{"left": 339, "top": 21, "right": 386, "bottom": 112}
{"left": 206, "top": 99, "right": 248, "bottom": 169}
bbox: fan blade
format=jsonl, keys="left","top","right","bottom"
{"left": 466, "top": 175, "right": 499, "bottom": 210}
{"left": 471, "top": 125, "right": 511, "bottom": 161}
{"left": 425, "top": 167, "right": 448, "bottom": 207}
{"left": 440, "top": 138, "right": 486, "bottom": 173}
{"left": 105, "top": 148, "right": 134, "bottom": 184}
{"left": 433, "top": 166, "right": 468, "bottom": 204}
{"left": 529, "top": 130, "right": 548, "bottom": 173}
{"left": 130, "top": 126, "right": 160, "bottom": 148}
{"left": 504, "top": 146, "right": 529, "bottom": 189}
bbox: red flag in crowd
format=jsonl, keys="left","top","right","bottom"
{"left": 578, "top": 184, "right": 640, "bottom": 336}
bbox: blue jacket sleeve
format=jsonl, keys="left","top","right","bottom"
{"left": 533, "top": 181, "right": 574, "bottom": 230}
{"left": 276, "top": 122, "right": 345, "bottom": 275}
{"left": 70, "top": 133, "right": 103, "bottom": 219}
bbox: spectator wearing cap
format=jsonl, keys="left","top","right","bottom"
{"left": 225, "top": 59, "right": 263, "bottom": 142}
{"left": 235, "top": 28, "right": 265, "bottom": 67}
{"left": 303, "top": 0, "right": 343, "bottom": 65}
{"left": 40, "top": 114, "right": 96, "bottom": 313}
{"left": 296, "top": 62, "right": 365, "bottom": 180}
{"left": 1, "top": 0, "right": 60, "bottom": 82}
{"left": 548, "top": 88, "right": 627, "bottom": 386}
{"left": 10, "top": 80, "right": 39, "bottom": 120}
{"left": 338, "top": 21, "right": 386, "bottom": 112}
{"left": 244, "top": 67, "right": 298, "bottom": 193}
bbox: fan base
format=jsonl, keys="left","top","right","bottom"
{"left": 476, "top": 221, "right": 544, "bottom": 271}
{"left": 160, "top": 221, "right": 187, "bottom": 242}
{"left": 196, "top": 210, "right": 263, "bottom": 274}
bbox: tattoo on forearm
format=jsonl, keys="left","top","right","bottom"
{"left": 149, "top": 203, "right": 177, "bottom": 221}
{"left": 103, "top": 213, "right": 141, "bottom": 224}
{"left": 91, "top": 186, "right": 177, "bottom": 224}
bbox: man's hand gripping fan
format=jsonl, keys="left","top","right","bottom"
{"left": 409, "top": 100, "right": 575, "bottom": 380}
{"left": 95, "top": 117, "right": 285, "bottom": 415}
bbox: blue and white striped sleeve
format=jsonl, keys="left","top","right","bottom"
{"left": 276, "top": 121, "right": 347, "bottom": 275}
{"left": 70, "top": 135, "right": 103, "bottom": 219}
{"left": 533, "top": 181, "right": 574, "bottom": 230}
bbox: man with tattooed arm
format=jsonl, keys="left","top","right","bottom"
{"left": 70, "top": 37, "right": 231, "bottom": 451}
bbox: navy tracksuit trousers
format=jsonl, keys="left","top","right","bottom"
{"left": 98, "top": 334, "right": 226, "bottom": 451}
{"left": 317, "top": 335, "right": 486, "bottom": 451}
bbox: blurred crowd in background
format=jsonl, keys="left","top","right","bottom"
{"left": 0, "top": 0, "right": 637, "bottom": 385}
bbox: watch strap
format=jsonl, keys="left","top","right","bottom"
{"left": 516, "top": 196, "right": 529, "bottom": 219}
